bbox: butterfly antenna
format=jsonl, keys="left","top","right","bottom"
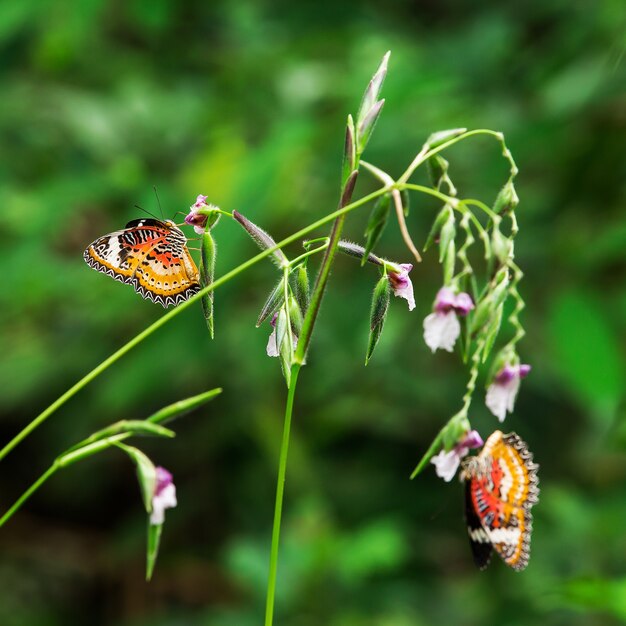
{"left": 134, "top": 204, "right": 160, "bottom": 220}
{"left": 153, "top": 186, "right": 165, "bottom": 220}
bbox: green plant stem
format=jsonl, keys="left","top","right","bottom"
{"left": 0, "top": 465, "right": 58, "bottom": 527}
{"left": 0, "top": 434, "right": 129, "bottom": 527}
{"left": 264, "top": 363, "right": 300, "bottom": 626}
{"left": 294, "top": 171, "right": 359, "bottom": 364}
{"left": 398, "top": 128, "right": 508, "bottom": 184}
{"left": 0, "top": 185, "right": 390, "bottom": 464}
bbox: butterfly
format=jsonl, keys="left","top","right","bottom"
{"left": 84, "top": 218, "right": 200, "bottom": 308}
{"left": 460, "top": 430, "right": 539, "bottom": 571}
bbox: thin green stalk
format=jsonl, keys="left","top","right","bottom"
{"left": 0, "top": 465, "right": 58, "bottom": 527}
{"left": 0, "top": 185, "right": 389, "bottom": 464}
{"left": 398, "top": 128, "right": 508, "bottom": 184}
{"left": 294, "top": 171, "right": 359, "bottom": 364}
{"left": 0, "top": 434, "right": 130, "bottom": 526}
{"left": 264, "top": 363, "right": 301, "bottom": 626}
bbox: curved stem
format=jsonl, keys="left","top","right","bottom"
{"left": 398, "top": 128, "right": 509, "bottom": 184}
{"left": 0, "top": 185, "right": 389, "bottom": 464}
{"left": 264, "top": 363, "right": 300, "bottom": 626}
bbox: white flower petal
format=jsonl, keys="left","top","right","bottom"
{"left": 423, "top": 311, "right": 461, "bottom": 353}
{"left": 393, "top": 279, "right": 415, "bottom": 311}
{"left": 431, "top": 449, "right": 461, "bottom": 482}
{"left": 506, "top": 375, "right": 521, "bottom": 413}
{"left": 193, "top": 224, "right": 205, "bottom": 235}
{"left": 150, "top": 483, "right": 177, "bottom": 525}
{"left": 266, "top": 329, "right": 279, "bottom": 357}
{"left": 485, "top": 378, "right": 514, "bottom": 422}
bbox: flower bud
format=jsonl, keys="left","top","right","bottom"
{"left": 342, "top": 115, "right": 357, "bottom": 186}
{"left": 424, "top": 205, "right": 451, "bottom": 252}
{"left": 427, "top": 154, "right": 448, "bottom": 189}
{"left": 233, "top": 210, "right": 288, "bottom": 267}
{"left": 442, "top": 239, "right": 456, "bottom": 285}
{"left": 200, "top": 231, "right": 216, "bottom": 338}
{"left": 294, "top": 264, "right": 310, "bottom": 316}
{"left": 491, "top": 225, "right": 511, "bottom": 265}
{"left": 357, "top": 99, "right": 385, "bottom": 156}
{"left": 256, "top": 278, "right": 285, "bottom": 327}
{"left": 366, "top": 275, "right": 390, "bottom": 364}
{"left": 438, "top": 208, "right": 456, "bottom": 262}
{"left": 337, "top": 240, "right": 383, "bottom": 266}
{"left": 424, "top": 128, "right": 467, "bottom": 151}
{"left": 356, "top": 51, "right": 390, "bottom": 130}
{"left": 493, "top": 180, "right": 519, "bottom": 215}
{"left": 288, "top": 295, "right": 303, "bottom": 335}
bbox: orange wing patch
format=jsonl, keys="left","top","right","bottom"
{"left": 84, "top": 218, "right": 200, "bottom": 308}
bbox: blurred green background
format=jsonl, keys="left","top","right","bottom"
{"left": 1, "top": 1, "right": 625, "bottom": 625}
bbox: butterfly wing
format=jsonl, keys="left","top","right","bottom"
{"left": 84, "top": 219, "right": 200, "bottom": 308}
{"left": 464, "top": 479, "right": 493, "bottom": 570}
{"left": 463, "top": 430, "right": 539, "bottom": 571}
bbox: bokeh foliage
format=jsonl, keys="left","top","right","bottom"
{"left": 0, "top": 1, "right": 625, "bottom": 625}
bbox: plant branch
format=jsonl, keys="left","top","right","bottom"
{"left": 0, "top": 184, "right": 389, "bottom": 464}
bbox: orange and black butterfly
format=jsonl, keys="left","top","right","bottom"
{"left": 84, "top": 218, "right": 200, "bottom": 308}
{"left": 461, "top": 430, "right": 539, "bottom": 571}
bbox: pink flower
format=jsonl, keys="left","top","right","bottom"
{"left": 266, "top": 313, "right": 298, "bottom": 357}
{"left": 431, "top": 430, "right": 483, "bottom": 482}
{"left": 423, "top": 287, "right": 474, "bottom": 353}
{"left": 184, "top": 194, "right": 210, "bottom": 235}
{"left": 485, "top": 363, "right": 531, "bottom": 422}
{"left": 150, "top": 466, "right": 177, "bottom": 525}
{"left": 387, "top": 263, "right": 415, "bottom": 311}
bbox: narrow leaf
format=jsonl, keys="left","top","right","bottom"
{"left": 147, "top": 388, "right": 222, "bottom": 425}
{"left": 146, "top": 521, "right": 163, "bottom": 581}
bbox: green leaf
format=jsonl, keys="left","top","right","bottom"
{"left": 362, "top": 194, "right": 391, "bottom": 265}
{"left": 147, "top": 388, "right": 222, "bottom": 425}
{"left": 548, "top": 290, "right": 624, "bottom": 413}
{"left": 116, "top": 443, "right": 156, "bottom": 513}
{"left": 146, "top": 520, "right": 163, "bottom": 581}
